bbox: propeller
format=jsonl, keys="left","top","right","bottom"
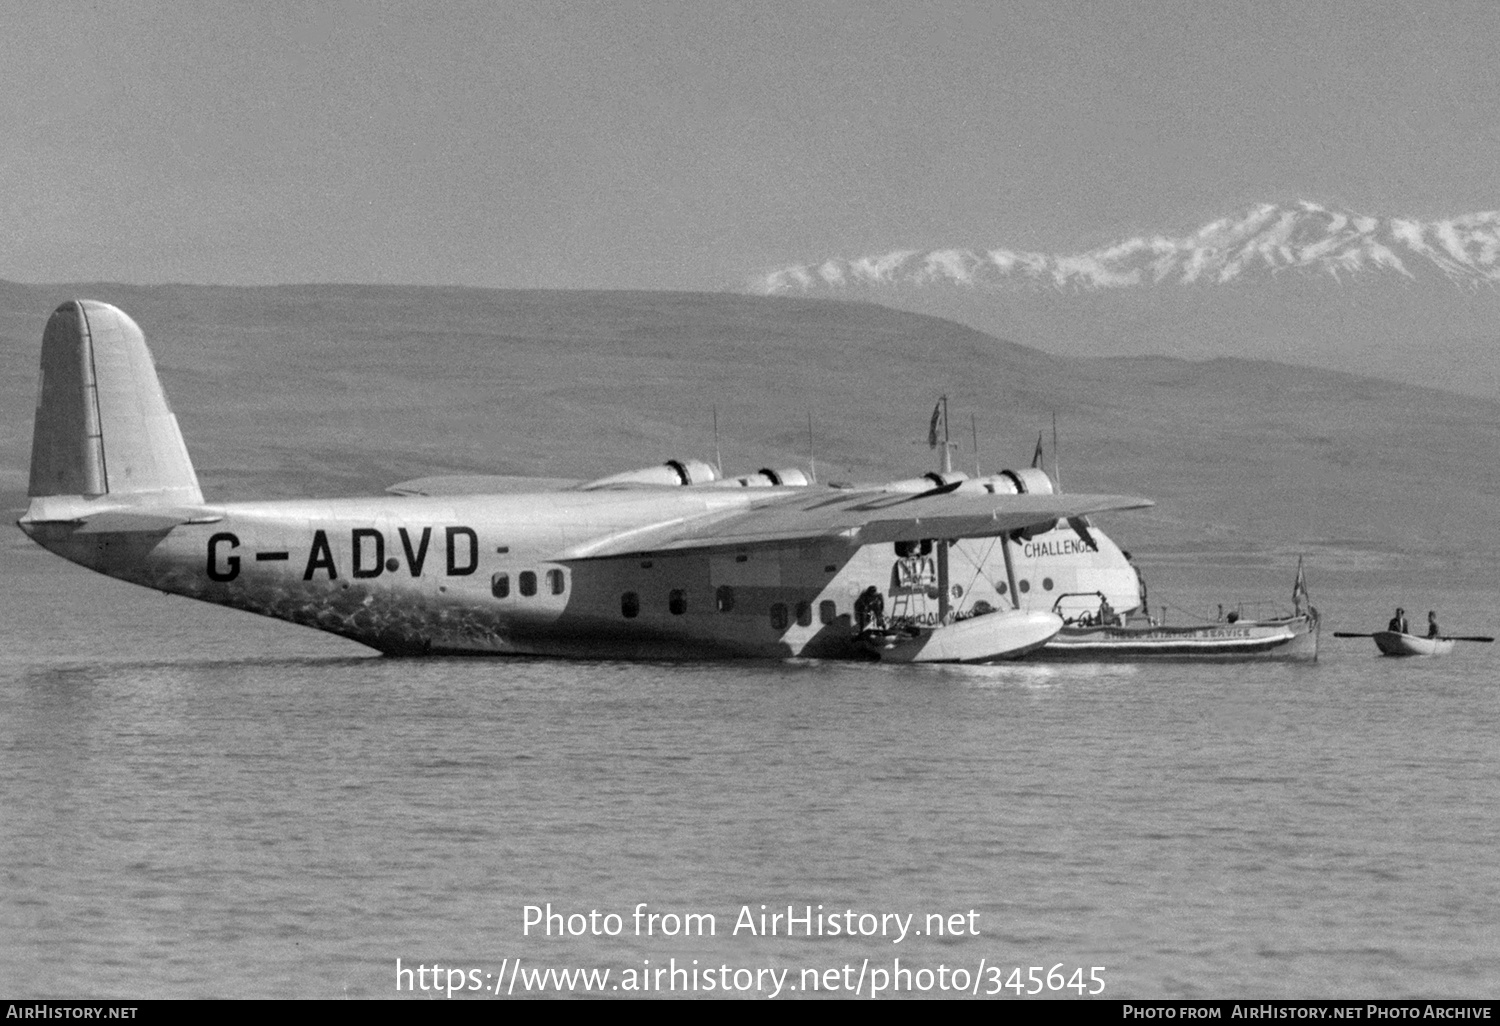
{"left": 1066, "top": 515, "right": 1099, "bottom": 552}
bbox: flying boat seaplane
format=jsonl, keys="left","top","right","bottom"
{"left": 18, "top": 301, "right": 1152, "bottom": 663}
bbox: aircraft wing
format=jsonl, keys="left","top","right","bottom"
{"left": 554, "top": 487, "right": 1151, "bottom": 560}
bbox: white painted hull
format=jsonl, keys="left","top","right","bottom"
{"left": 862, "top": 609, "right": 1062, "bottom": 663}
{"left": 1373, "top": 632, "right": 1454, "bottom": 657}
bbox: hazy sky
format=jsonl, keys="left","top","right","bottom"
{"left": 3, "top": 0, "right": 1496, "bottom": 291}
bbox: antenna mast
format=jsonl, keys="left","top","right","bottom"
{"left": 712, "top": 405, "right": 723, "bottom": 478}
{"left": 927, "top": 395, "right": 959, "bottom": 475}
{"left": 807, "top": 411, "right": 817, "bottom": 484}
{"left": 1052, "top": 411, "right": 1061, "bottom": 491}
{"left": 935, "top": 395, "right": 952, "bottom": 475}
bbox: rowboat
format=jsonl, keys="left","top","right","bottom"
{"left": 1372, "top": 631, "right": 1455, "bottom": 657}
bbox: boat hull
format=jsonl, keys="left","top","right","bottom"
{"left": 1373, "top": 632, "right": 1454, "bottom": 657}
{"left": 1035, "top": 615, "right": 1320, "bottom": 662}
{"left": 863, "top": 609, "right": 1062, "bottom": 663}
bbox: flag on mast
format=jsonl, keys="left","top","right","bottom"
{"left": 1292, "top": 557, "right": 1310, "bottom": 615}
{"left": 928, "top": 400, "right": 944, "bottom": 449}
{"left": 1030, "top": 432, "right": 1045, "bottom": 471}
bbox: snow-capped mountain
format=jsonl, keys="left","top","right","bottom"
{"left": 760, "top": 202, "right": 1500, "bottom": 293}
{"left": 753, "top": 202, "right": 1500, "bottom": 400}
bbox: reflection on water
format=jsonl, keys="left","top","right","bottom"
{"left": 2, "top": 552, "right": 1498, "bottom": 998}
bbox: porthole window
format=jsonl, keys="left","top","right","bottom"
{"left": 490, "top": 572, "right": 510, "bottom": 599}
{"left": 621, "top": 592, "right": 639, "bottom": 618}
{"left": 669, "top": 589, "right": 687, "bottom": 615}
{"left": 997, "top": 582, "right": 1008, "bottom": 596}
{"left": 1019, "top": 579, "right": 1030, "bottom": 593}
{"left": 770, "top": 603, "right": 789, "bottom": 630}
{"left": 546, "top": 568, "right": 565, "bottom": 595}
{"left": 716, "top": 585, "right": 735, "bottom": 613}
{"left": 519, "top": 571, "right": 537, "bottom": 597}
{"left": 795, "top": 600, "right": 812, "bottom": 627}
{"left": 819, "top": 600, "right": 838, "bottom": 625}
{"left": 1042, "top": 577, "right": 1054, "bottom": 591}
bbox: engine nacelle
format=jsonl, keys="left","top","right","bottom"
{"left": 580, "top": 459, "right": 719, "bottom": 490}
{"left": 879, "top": 468, "right": 1056, "bottom": 497}
{"left": 959, "top": 467, "right": 1054, "bottom": 495}
{"left": 706, "top": 467, "right": 811, "bottom": 489}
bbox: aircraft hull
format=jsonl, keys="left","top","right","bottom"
{"left": 22, "top": 497, "right": 1138, "bottom": 661}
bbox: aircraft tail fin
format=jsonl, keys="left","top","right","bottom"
{"left": 25, "top": 301, "right": 203, "bottom": 512}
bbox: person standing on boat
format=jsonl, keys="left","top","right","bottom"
{"left": 1388, "top": 607, "right": 1409, "bottom": 634}
{"left": 1427, "top": 611, "right": 1441, "bottom": 639}
{"left": 855, "top": 586, "right": 885, "bottom": 632}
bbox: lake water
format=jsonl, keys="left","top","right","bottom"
{"left": 2, "top": 540, "right": 1497, "bottom": 1000}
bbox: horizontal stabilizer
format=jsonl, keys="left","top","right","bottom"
{"left": 73, "top": 508, "right": 223, "bottom": 534}
{"left": 554, "top": 488, "right": 1151, "bottom": 560}
{"left": 20, "top": 494, "right": 223, "bottom": 532}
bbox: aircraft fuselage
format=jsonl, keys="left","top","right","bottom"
{"left": 23, "top": 489, "right": 1139, "bottom": 659}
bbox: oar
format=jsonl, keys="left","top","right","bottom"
{"left": 1333, "top": 631, "right": 1494, "bottom": 642}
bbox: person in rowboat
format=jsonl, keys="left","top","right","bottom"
{"left": 1427, "top": 611, "right": 1441, "bottom": 639}
{"left": 1388, "top": 607, "right": 1409, "bottom": 634}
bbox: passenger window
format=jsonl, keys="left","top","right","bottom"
{"left": 546, "top": 568, "right": 565, "bottom": 595}
{"left": 621, "top": 592, "right": 639, "bottom": 618}
{"left": 716, "top": 586, "right": 735, "bottom": 613}
{"left": 520, "top": 571, "right": 537, "bottom": 596}
{"left": 490, "top": 572, "right": 509, "bottom": 598}
{"left": 770, "top": 603, "right": 788, "bottom": 630}
{"left": 795, "top": 601, "right": 811, "bottom": 627}
{"left": 819, "top": 600, "right": 837, "bottom": 625}
{"left": 669, "top": 589, "right": 686, "bottom": 615}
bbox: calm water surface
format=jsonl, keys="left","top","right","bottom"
{"left": 2, "top": 545, "right": 1497, "bottom": 999}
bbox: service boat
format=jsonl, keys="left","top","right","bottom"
{"left": 1372, "top": 632, "right": 1454, "bottom": 657}
{"left": 1037, "top": 610, "right": 1320, "bottom": 661}
{"left": 1033, "top": 581, "right": 1320, "bottom": 662}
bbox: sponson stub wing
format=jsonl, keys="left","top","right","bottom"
{"left": 553, "top": 487, "right": 1153, "bottom": 560}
